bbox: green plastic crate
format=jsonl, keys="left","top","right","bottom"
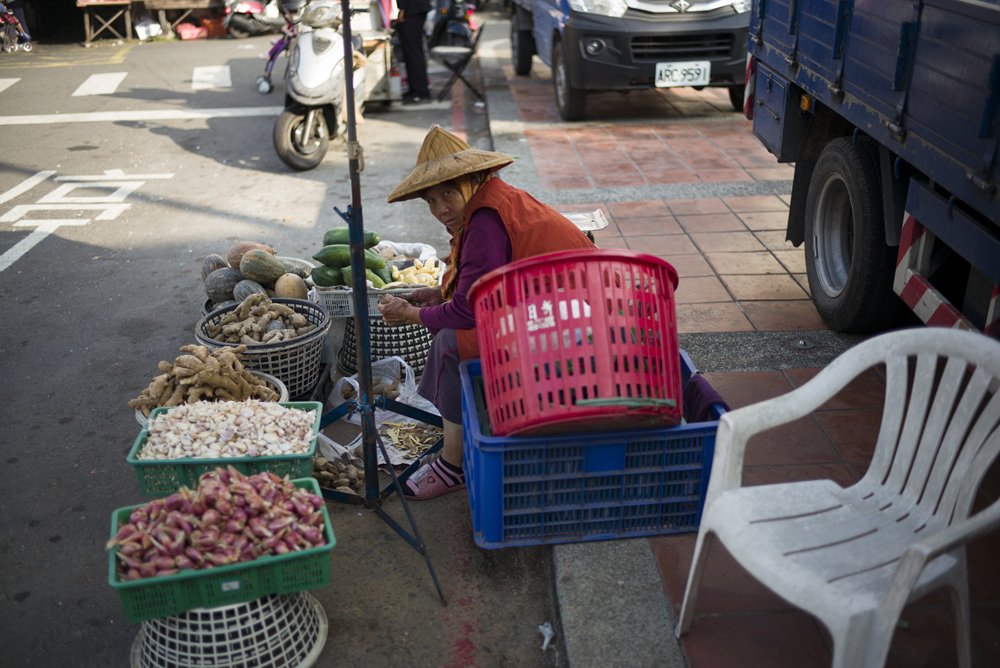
{"left": 126, "top": 401, "right": 322, "bottom": 496}
{"left": 108, "top": 477, "right": 335, "bottom": 623}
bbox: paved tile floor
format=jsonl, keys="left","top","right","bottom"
{"left": 492, "top": 56, "right": 1000, "bottom": 667}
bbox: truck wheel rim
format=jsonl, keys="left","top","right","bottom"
{"left": 814, "top": 173, "right": 853, "bottom": 298}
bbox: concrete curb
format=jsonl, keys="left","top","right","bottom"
{"left": 554, "top": 540, "right": 686, "bottom": 668}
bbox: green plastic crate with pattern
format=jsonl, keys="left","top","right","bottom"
{"left": 108, "top": 477, "right": 335, "bottom": 622}
{"left": 126, "top": 401, "right": 322, "bottom": 496}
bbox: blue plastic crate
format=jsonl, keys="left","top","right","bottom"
{"left": 460, "top": 351, "right": 724, "bottom": 549}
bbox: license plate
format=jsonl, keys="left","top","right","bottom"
{"left": 655, "top": 60, "right": 711, "bottom": 88}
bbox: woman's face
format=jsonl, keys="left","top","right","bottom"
{"left": 423, "top": 181, "right": 467, "bottom": 234}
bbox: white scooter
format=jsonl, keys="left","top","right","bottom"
{"left": 274, "top": 0, "right": 347, "bottom": 171}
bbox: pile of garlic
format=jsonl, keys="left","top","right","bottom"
{"left": 139, "top": 400, "right": 316, "bottom": 460}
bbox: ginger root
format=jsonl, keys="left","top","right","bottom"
{"left": 203, "top": 295, "right": 316, "bottom": 345}
{"left": 129, "top": 344, "right": 279, "bottom": 415}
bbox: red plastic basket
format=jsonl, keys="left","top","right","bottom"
{"left": 468, "top": 249, "right": 681, "bottom": 437}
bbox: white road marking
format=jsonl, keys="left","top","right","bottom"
{"left": 72, "top": 72, "right": 128, "bottom": 96}
{"left": 0, "top": 107, "right": 282, "bottom": 125}
{"left": 0, "top": 78, "right": 19, "bottom": 94}
{"left": 0, "top": 222, "right": 62, "bottom": 273}
{"left": 53, "top": 170, "right": 174, "bottom": 181}
{"left": 3, "top": 203, "right": 131, "bottom": 223}
{"left": 0, "top": 170, "right": 56, "bottom": 204}
{"left": 0, "top": 170, "right": 176, "bottom": 273}
{"left": 192, "top": 65, "right": 232, "bottom": 91}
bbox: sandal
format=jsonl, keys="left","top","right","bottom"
{"left": 402, "top": 458, "right": 465, "bottom": 500}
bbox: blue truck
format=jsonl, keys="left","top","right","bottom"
{"left": 508, "top": 0, "right": 752, "bottom": 120}
{"left": 747, "top": 0, "right": 1000, "bottom": 335}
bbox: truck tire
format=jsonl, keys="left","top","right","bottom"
{"left": 553, "top": 39, "right": 586, "bottom": 121}
{"left": 274, "top": 108, "right": 329, "bottom": 171}
{"left": 511, "top": 11, "right": 533, "bottom": 75}
{"left": 804, "top": 136, "right": 902, "bottom": 332}
{"left": 728, "top": 84, "right": 745, "bottom": 112}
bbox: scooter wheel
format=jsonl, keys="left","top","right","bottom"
{"left": 273, "top": 108, "right": 329, "bottom": 171}
{"left": 255, "top": 75, "right": 273, "bottom": 95}
{"left": 20, "top": 42, "right": 32, "bottom": 53}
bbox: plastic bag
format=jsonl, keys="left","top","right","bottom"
{"left": 317, "top": 432, "right": 359, "bottom": 464}
{"left": 372, "top": 240, "right": 438, "bottom": 263}
{"left": 328, "top": 356, "right": 439, "bottom": 427}
{"left": 328, "top": 356, "right": 440, "bottom": 466}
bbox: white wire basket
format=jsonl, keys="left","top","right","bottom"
{"left": 130, "top": 592, "right": 327, "bottom": 668}
{"left": 195, "top": 299, "right": 331, "bottom": 399}
{"left": 133, "top": 371, "right": 289, "bottom": 428}
{"left": 309, "top": 286, "right": 415, "bottom": 318}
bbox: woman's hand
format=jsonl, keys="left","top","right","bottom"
{"left": 409, "top": 286, "right": 444, "bottom": 306}
{"left": 377, "top": 295, "right": 421, "bottom": 326}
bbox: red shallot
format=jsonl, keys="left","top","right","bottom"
{"left": 107, "top": 466, "right": 327, "bottom": 581}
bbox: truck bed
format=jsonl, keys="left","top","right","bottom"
{"left": 750, "top": 0, "right": 1000, "bottom": 225}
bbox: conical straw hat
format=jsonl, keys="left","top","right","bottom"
{"left": 387, "top": 125, "right": 514, "bottom": 203}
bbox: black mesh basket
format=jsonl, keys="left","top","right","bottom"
{"left": 337, "top": 317, "right": 434, "bottom": 377}
{"left": 195, "top": 298, "right": 331, "bottom": 399}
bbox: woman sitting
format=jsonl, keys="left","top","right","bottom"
{"left": 378, "top": 125, "right": 595, "bottom": 500}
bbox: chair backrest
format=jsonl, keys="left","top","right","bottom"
{"left": 855, "top": 328, "right": 1000, "bottom": 529}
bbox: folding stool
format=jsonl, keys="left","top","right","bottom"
{"left": 429, "top": 25, "right": 485, "bottom": 103}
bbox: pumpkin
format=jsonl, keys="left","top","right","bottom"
{"left": 204, "top": 267, "right": 243, "bottom": 304}
{"left": 226, "top": 241, "right": 275, "bottom": 269}
{"left": 274, "top": 273, "right": 308, "bottom": 300}
{"left": 240, "top": 249, "right": 286, "bottom": 284}
{"left": 201, "top": 254, "right": 229, "bottom": 282}
{"left": 233, "top": 279, "right": 266, "bottom": 302}
{"left": 275, "top": 256, "right": 314, "bottom": 279}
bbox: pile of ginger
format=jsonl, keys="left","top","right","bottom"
{"left": 129, "top": 344, "right": 279, "bottom": 417}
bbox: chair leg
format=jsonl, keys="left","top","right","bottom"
{"left": 828, "top": 614, "right": 873, "bottom": 668}
{"left": 675, "top": 529, "right": 715, "bottom": 637}
{"left": 947, "top": 561, "right": 972, "bottom": 668}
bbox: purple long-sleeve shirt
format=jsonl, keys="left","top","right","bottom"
{"left": 419, "top": 208, "right": 511, "bottom": 332}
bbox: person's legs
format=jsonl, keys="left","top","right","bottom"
{"left": 405, "top": 330, "right": 466, "bottom": 499}
{"left": 9, "top": 0, "right": 29, "bottom": 40}
{"left": 397, "top": 13, "right": 430, "bottom": 99}
{"left": 441, "top": 418, "right": 463, "bottom": 465}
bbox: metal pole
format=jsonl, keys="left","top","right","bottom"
{"left": 338, "top": 0, "right": 380, "bottom": 505}
{"left": 335, "top": 0, "right": 445, "bottom": 604}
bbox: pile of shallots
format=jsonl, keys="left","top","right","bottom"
{"left": 107, "top": 466, "right": 326, "bottom": 581}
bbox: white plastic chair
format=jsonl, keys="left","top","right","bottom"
{"left": 675, "top": 328, "right": 1000, "bottom": 668}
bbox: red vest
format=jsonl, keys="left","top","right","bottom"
{"left": 455, "top": 178, "right": 595, "bottom": 359}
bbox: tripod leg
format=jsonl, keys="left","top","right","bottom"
{"left": 374, "top": 430, "right": 448, "bottom": 605}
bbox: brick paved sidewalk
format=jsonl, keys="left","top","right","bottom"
{"left": 484, "top": 42, "right": 1000, "bottom": 668}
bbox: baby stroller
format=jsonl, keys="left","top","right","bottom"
{"left": 0, "top": 1, "right": 31, "bottom": 53}
{"left": 252, "top": 0, "right": 308, "bottom": 94}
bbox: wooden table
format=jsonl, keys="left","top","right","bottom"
{"left": 143, "top": 0, "right": 223, "bottom": 33}
{"left": 76, "top": 0, "right": 133, "bottom": 46}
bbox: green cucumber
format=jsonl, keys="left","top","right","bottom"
{"left": 312, "top": 244, "right": 352, "bottom": 268}
{"left": 322, "top": 227, "right": 381, "bottom": 248}
{"left": 373, "top": 263, "right": 392, "bottom": 285}
{"left": 363, "top": 248, "right": 387, "bottom": 272}
{"left": 314, "top": 245, "right": 389, "bottom": 272}
{"left": 341, "top": 266, "right": 386, "bottom": 289}
{"left": 310, "top": 266, "right": 343, "bottom": 287}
